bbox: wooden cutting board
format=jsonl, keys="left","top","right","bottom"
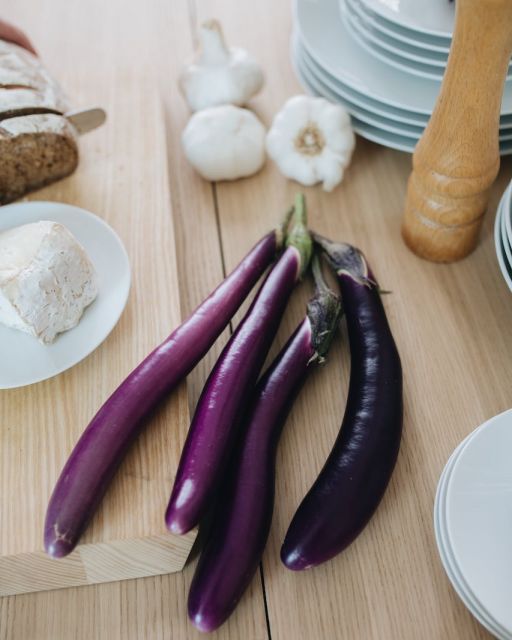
{"left": 0, "top": 9, "right": 196, "bottom": 595}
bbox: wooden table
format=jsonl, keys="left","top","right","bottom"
{"left": 1, "top": 0, "right": 511, "bottom": 637}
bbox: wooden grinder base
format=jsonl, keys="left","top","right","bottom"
{"left": 402, "top": 0, "right": 512, "bottom": 263}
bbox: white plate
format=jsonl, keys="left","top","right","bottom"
{"left": 344, "top": 3, "right": 512, "bottom": 82}
{"left": 297, "top": 36, "right": 430, "bottom": 126}
{"left": 359, "top": 0, "right": 455, "bottom": 38}
{"left": 343, "top": 5, "right": 446, "bottom": 81}
{"left": 295, "top": 33, "right": 512, "bottom": 131}
{"left": 445, "top": 409, "right": 512, "bottom": 634}
{"left": 346, "top": 0, "right": 451, "bottom": 52}
{"left": 0, "top": 201, "right": 131, "bottom": 389}
{"left": 435, "top": 424, "right": 511, "bottom": 639}
{"left": 295, "top": 48, "right": 512, "bottom": 155}
{"left": 503, "top": 180, "right": 512, "bottom": 252}
{"left": 295, "top": 44, "right": 423, "bottom": 138}
{"left": 495, "top": 192, "right": 512, "bottom": 291}
{"left": 347, "top": 1, "right": 448, "bottom": 67}
{"left": 295, "top": 0, "right": 512, "bottom": 117}
{"left": 293, "top": 38, "right": 512, "bottom": 154}
{"left": 292, "top": 44, "right": 415, "bottom": 151}
{"left": 500, "top": 186, "right": 512, "bottom": 269}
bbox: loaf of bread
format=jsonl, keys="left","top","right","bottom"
{"left": 0, "top": 40, "right": 78, "bottom": 204}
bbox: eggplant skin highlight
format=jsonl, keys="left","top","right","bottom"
{"left": 44, "top": 228, "right": 283, "bottom": 559}
{"left": 187, "top": 257, "right": 341, "bottom": 633}
{"left": 281, "top": 235, "right": 403, "bottom": 571}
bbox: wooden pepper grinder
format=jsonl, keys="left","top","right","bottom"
{"left": 402, "top": 0, "right": 512, "bottom": 262}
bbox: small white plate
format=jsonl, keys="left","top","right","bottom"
{"left": 346, "top": 0, "right": 451, "bottom": 53}
{"left": 445, "top": 409, "right": 512, "bottom": 635}
{"left": 0, "top": 201, "right": 131, "bottom": 389}
{"left": 359, "top": 0, "right": 455, "bottom": 38}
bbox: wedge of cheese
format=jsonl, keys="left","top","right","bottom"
{"left": 0, "top": 221, "right": 98, "bottom": 343}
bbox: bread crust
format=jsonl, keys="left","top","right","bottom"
{"left": 0, "top": 40, "right": 78, "bottom": 203}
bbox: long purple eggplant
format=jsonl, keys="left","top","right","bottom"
{"left": 281, "top": 235, "right": 403, "bottom": 570}
{"left": 187, "top": 257, "right": 341, "bottom": 632}
{"left": 44, "top": 224, "right": 288, "bottom": 559}
{"left": 165, "top": 194, "right": 312, "bottom": 536}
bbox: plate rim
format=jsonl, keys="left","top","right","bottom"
{"left": 345, "top": 0, "right": 451, "bottom": 52}
{"left": 343, "top": 5, "right": 445, "bottom": 81}
{"left": 358, "top": 0, "right": 455, "bottom": 39}
{"left": 296, "top": 43, "right": 423, "bottom": 138}
{"left": 295, "top": 0, "right": 512, "bottom": 119}
{"left": 346, "top": 2, "right": 448, "bottom": 68}
{"left": 445, "top": 408, "right": 512, "bottom": 633}
{"left": 434, "top": 427, "right": 510, "bottom": 638}
{"left": 495, "top": 189, "right": 512, "bottom": 291}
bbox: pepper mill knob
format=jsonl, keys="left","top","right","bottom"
{"left": 402, "top": 0, "right": 512, "bottom": 262}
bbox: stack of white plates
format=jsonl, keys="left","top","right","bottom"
{"left": 345, "top": 0, "right": 512, "bottom": 82}
{"left": 495, "top": 183, "right": 512, "bottom": 292}
{"left": 434, "top": 409, "right": 512, "bottom": 639}
{"left": 292, "top": 0, "right": 512, "bottom": 154}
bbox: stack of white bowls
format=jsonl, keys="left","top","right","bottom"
{"left": 292, "top": 0, "right": 512, "bottom": 154}
{"left": 495, "top": 182, "right": 512, "bottom": 292}
{"left": 434, "top": 409, "right": 512, "bottom": 639}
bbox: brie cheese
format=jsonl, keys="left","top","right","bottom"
{"left": 0, "top": 221, "right": 98, "bottom": 343}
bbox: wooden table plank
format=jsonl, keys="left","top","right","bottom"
{"left": 197, "top": 1, "right": 509, "bottom": 638}
{"left": 0, "top": 0, "right": 200, "bottom": 595}
{"left": 0, "top": 0, "right": 268, "bottom": 635}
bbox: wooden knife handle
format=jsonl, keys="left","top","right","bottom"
{"left": 402, "top": 0, "right": 512, "bottom": 262}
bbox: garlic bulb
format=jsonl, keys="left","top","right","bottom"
{"left": 266, "top": 95, "right": 355, "bottom": 192}
{"left": 179, "top": 19, "right": 264, "bottom": 112}
{"left": 182, "top": 105, "right": 266, "bottom": 181}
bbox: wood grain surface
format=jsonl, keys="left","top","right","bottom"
{"left": 0, "top": 0, "right": 197, "bottom": 596}
{"left": 1, "top": 0, "right": 511, "bottom": 637}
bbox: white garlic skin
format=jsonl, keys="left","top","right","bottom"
{"left": 266, "top": 95, "right": 356, "bottom": 192}
{"left": 179, "top": 19, "right": 264, "bottom": 112}
{"left": 182, "top": 105, "right": 266, "bottom": 181}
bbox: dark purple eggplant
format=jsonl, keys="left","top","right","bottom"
{"left": 44, "top": 224, "right": 288, "bottom": 559}
{"left": 187, "top": 257, "right": 341, "bottom": 633}
{"left": 281, "top": 235, "right": 403, "bottom": 570}
{"left": 165, "top": 194, "right": 312, "bottom": 536}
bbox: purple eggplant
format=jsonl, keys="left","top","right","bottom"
{"left": 165, "top": 194, "right": 312, "bottom": 536}
{"left": 44, "top": 224, "right": 288, "bottom": 559}
{"left": 187, "top": 257, "right": 341, "bottom": 633}
{"left": 281, "top": 235, "right": 403, "bottom": 570}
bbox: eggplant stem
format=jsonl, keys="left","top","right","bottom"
{"left": 277, "top": 206, "right": 295, "bottom": 248}
{"left": 293, "top": 193, "right": 307, "bottom": 227}
{"left": 312, "top": 232, "right": 374, "bottom": 288}
{"left": 311, "top": 253, "right": 329, "bottom": 294}
{"left": 286, "top": 194, "right": 313, "bottom": 278}
{"left": 306, "top": 273, "right": 342, "bottom": 360}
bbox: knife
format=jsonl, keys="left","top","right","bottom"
{"left": 0, "top": 106, "right": 106, "bottom": 135}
